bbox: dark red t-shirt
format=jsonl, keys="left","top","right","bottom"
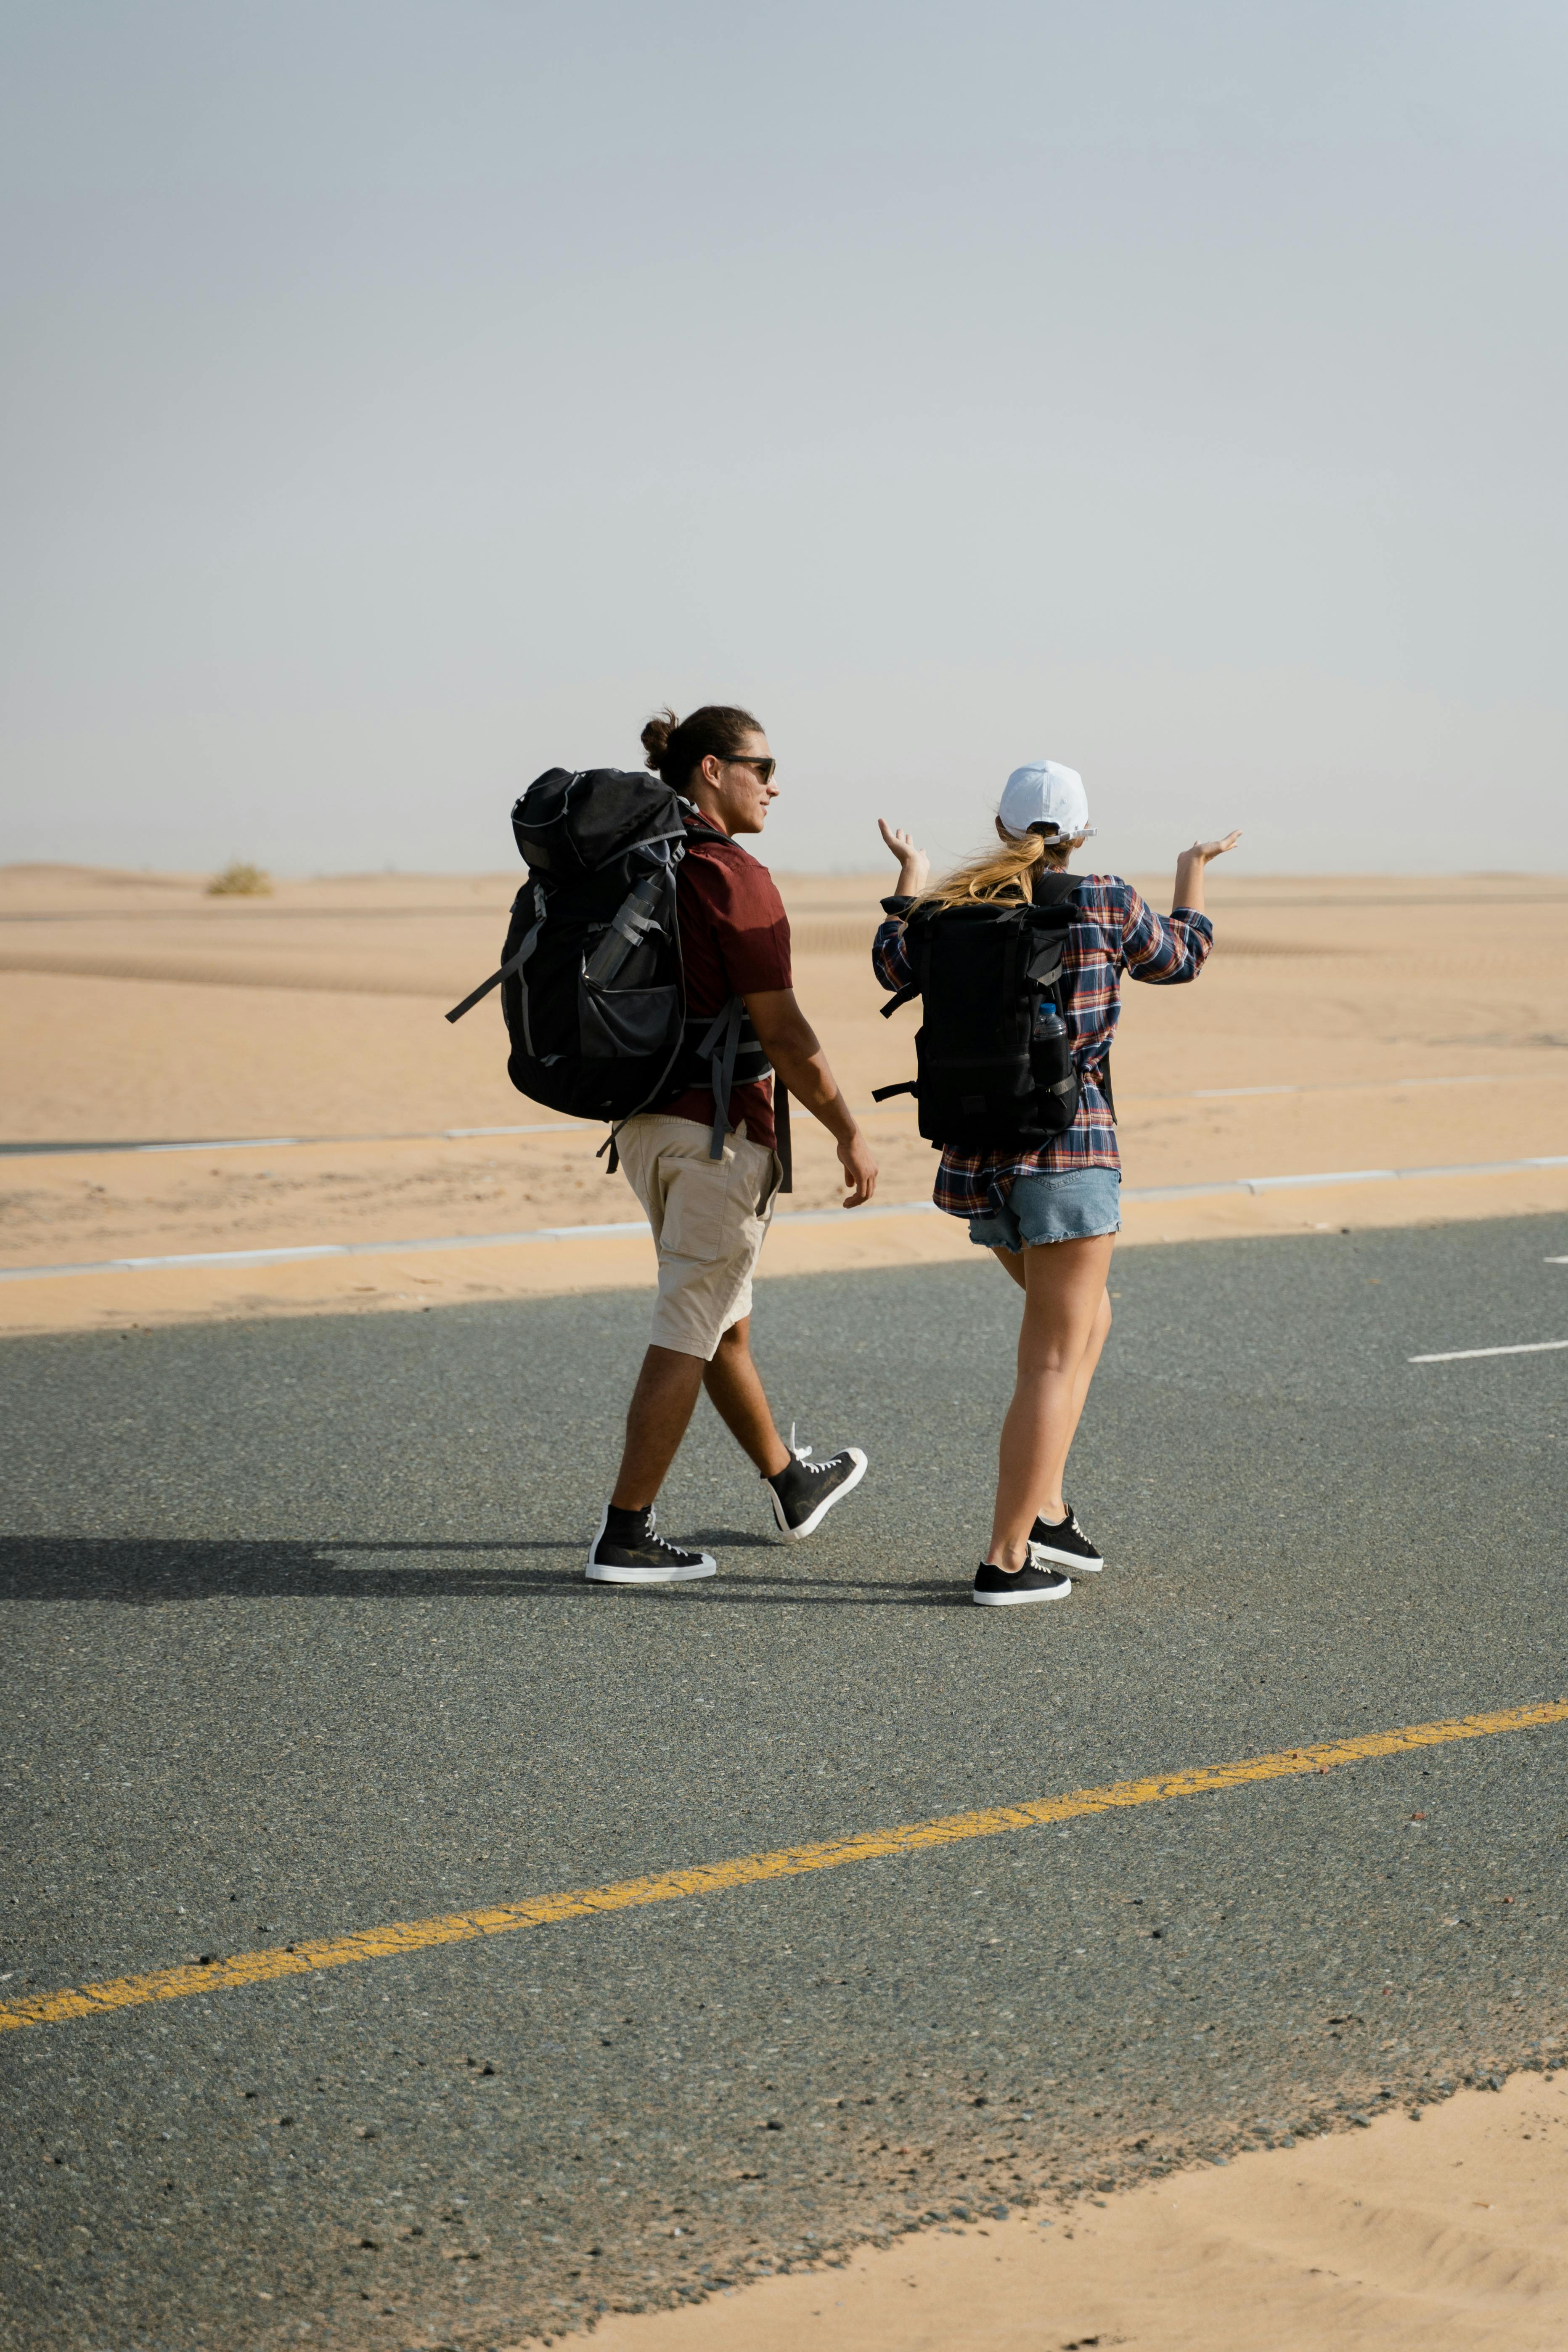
{"left": 664, "top": 818, "right": 792, "bottom": 1149}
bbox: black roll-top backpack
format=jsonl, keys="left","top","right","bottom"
{"left": 446, "top": 768, "right": 788, "bottom": 1181}
{"left": 872, "top": 873, "right": 1093, "bottom": 1149}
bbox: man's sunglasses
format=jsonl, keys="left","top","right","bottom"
{"left": 725, "top": 755, "right": 776, "bottom": 786}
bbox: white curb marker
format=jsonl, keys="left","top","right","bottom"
{"left": 4, "top": 1155, "right": 1567, "bottom": 1284}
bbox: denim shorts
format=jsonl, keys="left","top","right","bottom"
{"left": 967, "top": 1166, "right": 1121, "bottom": 1254}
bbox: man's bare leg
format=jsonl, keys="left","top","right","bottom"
{"left": 702, "top": 1317, "right": 792, "bottom": 1477}
{"left": 599, "top": 1304, "right": 866, "bottom": 1572}
{"left": 609, "top": 1322, "right": 794, "bottom": 1514}
{"left": 590, "top": 1346, "right": 719, "bottom": 1581}
{"left": 609, "top": 1346, "right": 707, "bottom": 1512}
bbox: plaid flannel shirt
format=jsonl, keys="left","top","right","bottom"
{"left": 872, "top": 875, "right": 1213, "bottom": 1220}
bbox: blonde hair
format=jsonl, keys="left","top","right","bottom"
{"left": 915, "top": 818, "right": 1085, "bottom": 912}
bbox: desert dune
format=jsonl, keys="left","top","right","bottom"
{"left": 4, "top": 863, "right": 1568, "bottom": 1336}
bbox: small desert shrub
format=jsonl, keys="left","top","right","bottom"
{"left": 207, "top": 861, "right": 273, "bottom": 897}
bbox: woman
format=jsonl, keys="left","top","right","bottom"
{"left": 874, "top": 760, "right": 1238, "bottom": 1605}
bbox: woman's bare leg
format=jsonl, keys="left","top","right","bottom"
{"left": 991, "top": 1245, "right": 1027, "bottom": 1292}
{"left": 990, "top": 1244, "right": 1113, "bottom": 1523}
{"left": 986, "top": 1232, "right": 1116, "bottom": 1571}
{"left": 1055, "top": 1283, "right": 1112, "bottom": 1481}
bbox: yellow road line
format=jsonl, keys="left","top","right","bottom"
{"left": 4, "top": 1698, "right": 1564, "bottom": 2036}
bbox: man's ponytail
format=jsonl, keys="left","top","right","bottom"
{"left": 641, "top": 704, "right": 763, "bottom": 789}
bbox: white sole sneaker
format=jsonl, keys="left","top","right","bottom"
{"left": 973, "top": 1565, "right": 1073, "bottom": 1606}
{"left": 584, "top": 1558, "right": 717, "bottom": 1583}
{"left": 584, "top": 1506, "right": 717, "bottom": 1583}
{"left": 1029, "top": 1538, "right": 1102, "bottom": 1574}
{"left": 767, "top": 1447, "right": 869, "bottom": 1543}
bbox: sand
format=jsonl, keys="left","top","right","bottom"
{"left": 578, "top": 2067, "right": 1568, "bottom": 2352}
{"left": 4, "top": 864, "right": 1568, "bottom": 1336}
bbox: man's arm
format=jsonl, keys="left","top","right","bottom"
{"left": 743, "top": 987, "right": 878, "bottom": 1208}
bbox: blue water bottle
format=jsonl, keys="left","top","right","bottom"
{"left": 1032, "top": 996, "right": 1071, "bottom": 1091}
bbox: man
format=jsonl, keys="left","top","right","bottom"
{"left": 585, "top": 704, "right": 879, "bottom": 1584}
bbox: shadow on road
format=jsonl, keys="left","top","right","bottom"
{"left": 0, "top": 1536, "right": 967, "bottom": 1607}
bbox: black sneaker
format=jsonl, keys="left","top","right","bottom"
{"left": 585, "top": 1505, "right": 716, "bottom": 1584}
{"left": 972, "top": 1560, "right": 1073, "bottom": 1607}
{"left": 1028, "top": 1504, "right": 1103, "bottom": 1574}
{"left": 765, "top": 1425, "right": 868, "bottom": 1542}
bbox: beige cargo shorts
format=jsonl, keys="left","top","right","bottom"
{"left": 615, "top": 1113, "right": 783, "bottom": 1361}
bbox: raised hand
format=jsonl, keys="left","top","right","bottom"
{"left": 877, "top": 818, "right": 930, "bottom": 897}
{"left": 1172, "top": 829, "right": 1241, "bottom": 916}
{"left": 1182, "top": 830, "right": 1242, "bottom": 865}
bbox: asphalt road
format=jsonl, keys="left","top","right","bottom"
{"left": 5, "top": 1213, "right": 1568, "bottom": 2352}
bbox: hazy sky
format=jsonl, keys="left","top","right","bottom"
{"left": 4, "top": 2, "right": 1565, "bottom": 878}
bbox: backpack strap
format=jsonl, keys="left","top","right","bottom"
{"left": 877, "top": 895, "right": 923, "bottom": 1016}
{"left": 444, "top": 964, "right": 510, "bottom": 1024}
{"left": 445, "top": 884, "right": 548, "bottom": 1032}
{"left": 1032, "top": 879, "right": 1110, "bottom": 1114}
{"left": 676, "top": 802, "right": 735, "bottom": 848}
{"left": 692, "top": 996, "right": 748, "bottom": 1161}
{"left": 598, "top": 997, "right": 779, "bottom": 1176}
{"left": 879, "top": 978, "right": 920, "bottom": 1019}
{"left": 686, "top": 995, "right": 794, "bottom": 1178}
{"left": 591, "top": 816, "right": 787, "bottom": 1175}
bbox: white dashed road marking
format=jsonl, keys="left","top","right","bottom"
{"left": 1409, "top": 1340, "right": 1568, "bottom": 1365}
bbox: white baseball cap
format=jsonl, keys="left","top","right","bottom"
{"left": 998, "top": 760, "right": 1094, "bottom": 843}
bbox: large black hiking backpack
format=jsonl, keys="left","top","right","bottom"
{"left": 446, "top": 767, "right": 787, "bottom": 1179}
{"left": 872, "top": 874, "right": 1088, "bottom": 1149}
